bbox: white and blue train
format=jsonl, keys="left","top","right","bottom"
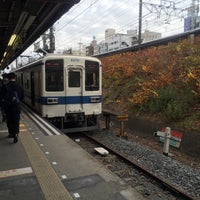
{"left": 15, "top": 54, "right": 102, "bottom": 133}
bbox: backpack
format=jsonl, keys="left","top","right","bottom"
{"left": 2, "top": 84, "right": 20, "bottom": 106}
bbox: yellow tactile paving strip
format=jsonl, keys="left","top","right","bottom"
{"left": 19, "top": 122, "right": 73, "bottom": 200}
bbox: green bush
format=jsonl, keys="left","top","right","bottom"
{"left": 164, "top": 100, "right": 185, "bottom": 121}
{"left": 147, "top": 84, "right": 176, "bottom": 113}
{"left": 145, "top": 84, "right": 196, "bottom": 121}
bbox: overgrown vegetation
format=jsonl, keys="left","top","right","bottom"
{"left": 100, "top": 36, "right": 200, "bottom": 132}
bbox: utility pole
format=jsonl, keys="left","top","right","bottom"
{"left": 49, "top": 26, "right": 55, "bottom": 53}
{"left": 34, "top": 26, "right": 55, "bottom": 54}
{"left": 78, "top": 40, "right": 82, "bottom": 55}
{"left": 138, "top": 0, "right": 142, "bottom": 46}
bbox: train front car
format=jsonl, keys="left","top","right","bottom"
{"left": 44, "top": 55, "right": 102, "bottom": 133}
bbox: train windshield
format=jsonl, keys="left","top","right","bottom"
{"left": 85, "top": 60, "right": 99, "bottom": 91}
{"left": 68, "top": 70, "right": 80, "bottom": 87}
{"left": 45, "top": 59, "right": 64, "bottom": 91}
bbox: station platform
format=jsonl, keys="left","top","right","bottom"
{"left": 0, "top": 109, "right": 145, "bottom": 200}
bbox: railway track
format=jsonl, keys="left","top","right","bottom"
{"left": 22, "top": 105, "right": 198, "bottom": 199}
{"left": 68, "top": 131, "right": 197, "bottom": 200}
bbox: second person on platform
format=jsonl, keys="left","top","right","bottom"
{"left": 1, "top": 72, "right": 24, "bottom": 143}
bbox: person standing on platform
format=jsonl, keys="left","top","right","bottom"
{"left": 0, "top": 73, "right": 9, "bottom": 122}
{"left": 0, "top": 72, "right": 24, "bottom": 143}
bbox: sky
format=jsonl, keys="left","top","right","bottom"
{"left": 22, "top": 0, "right": 195, "bottom": 56}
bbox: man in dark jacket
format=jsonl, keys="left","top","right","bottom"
{"left": 0, "top": 73, "right": 9, "bottom": 121}
{"left": 1, "top": 72, "right": 24, "bottom": 143}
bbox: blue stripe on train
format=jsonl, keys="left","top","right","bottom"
{"left": 40, "top": 95, "right": 102, "bottom": 105}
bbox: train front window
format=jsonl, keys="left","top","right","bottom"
{"left": 85, "top": 60, "right": 99, "bottom": 91}
{"left": 68, "top": 71, "right": 80, "bottom": 87}
{"left": 45, "top": 59, "right": 64, "bottom": 91}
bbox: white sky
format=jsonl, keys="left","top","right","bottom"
{"left": 23, "top": 0, "right": 195, "bottom": 54}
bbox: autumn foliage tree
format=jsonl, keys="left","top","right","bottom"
{"left": 100, "top": 36, "right": 200, "bottom": 131}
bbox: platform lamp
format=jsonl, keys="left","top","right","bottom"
{"left": 8, "top": 34, "right": 17, "bottom": 46}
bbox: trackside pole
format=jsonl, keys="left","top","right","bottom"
{"left": 163, "top": 127, "right": 171, "bottom": 156}
{"left": 117, "top": 115, "right": 128, "bottom": 137}
{"left": 154, "top": 127, "right": 171, "bottom": 156}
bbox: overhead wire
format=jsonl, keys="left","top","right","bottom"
{"left": 55, "top": 0, "right": 87, "bottom": 23}
{"left": 56, "top": 0, "right": 192, "bottom": 50}
{"left": 26, "top": 0, "right": 195, "bottom": 53}
{"left": 58, "top": 1, "right": 136, "bottom": 35}
{"left": 55, "top": 0, "right": 101, "bottom": 33}
{"left": 55, "top": 0, "right": 135, "bottom": 48}
{"left": 32, "top": 0, "right": 98, "bottom": 50}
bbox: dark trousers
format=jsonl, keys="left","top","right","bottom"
{"left": 0, "top": 106, "right": 6, "bottom": 121}
{"left": 4, "top": 105, "right": 20, "bottom": 137}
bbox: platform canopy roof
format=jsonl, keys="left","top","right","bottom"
{"left": 0, "top": 0, "right": 80, "bottom": 69}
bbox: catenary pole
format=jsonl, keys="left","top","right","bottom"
{"left": 138, "top": 0, "right": 142, "bottom": 47}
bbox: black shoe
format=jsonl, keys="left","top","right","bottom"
{"left": 7, "top": 135, "right": 13, "bottom": 138}
{"left": 13, "top": 137, "right": 18, "bottom": 143}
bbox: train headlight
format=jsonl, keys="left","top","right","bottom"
{"left": 46, "top": 98, "right": 59, "bottom": 104}
{"left": 90, "top": 96, "right": 101, "bottom": 103}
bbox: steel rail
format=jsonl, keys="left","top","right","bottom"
{"left": 84, "top": 133, "right": 195, "bottom": 200}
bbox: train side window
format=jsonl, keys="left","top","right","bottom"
{"left": 85, "top": 60, "right": 99, "bottom": 91}
{"left": 68, "top": 71, "right": 80, "bottom": 87}
{"left": 20, "top": 73, "right": 23, "bottom": 86}
{"left": 26, "top": 80, "right": 29, "bottom": 89}
{"left": 45, "top": 59, "right": 64, "bottom": 91}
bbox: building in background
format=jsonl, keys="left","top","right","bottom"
{"left": 184, "top": 2, "right": 200, "bottom": 31}
{"left": 141, "top": 30, "right": 162, "bottom": 43}
{"left": 86, "top": 28, "right": 161, "bottom": 55}
{"left": 86, "top": 36, "right": 98, "bottom": 56}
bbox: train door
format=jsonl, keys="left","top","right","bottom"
{"left": 66, "top": 66, "right": 83, "bottom": 113}
{"left": 31, "top": 71, "right": 35, "bottom": 106}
